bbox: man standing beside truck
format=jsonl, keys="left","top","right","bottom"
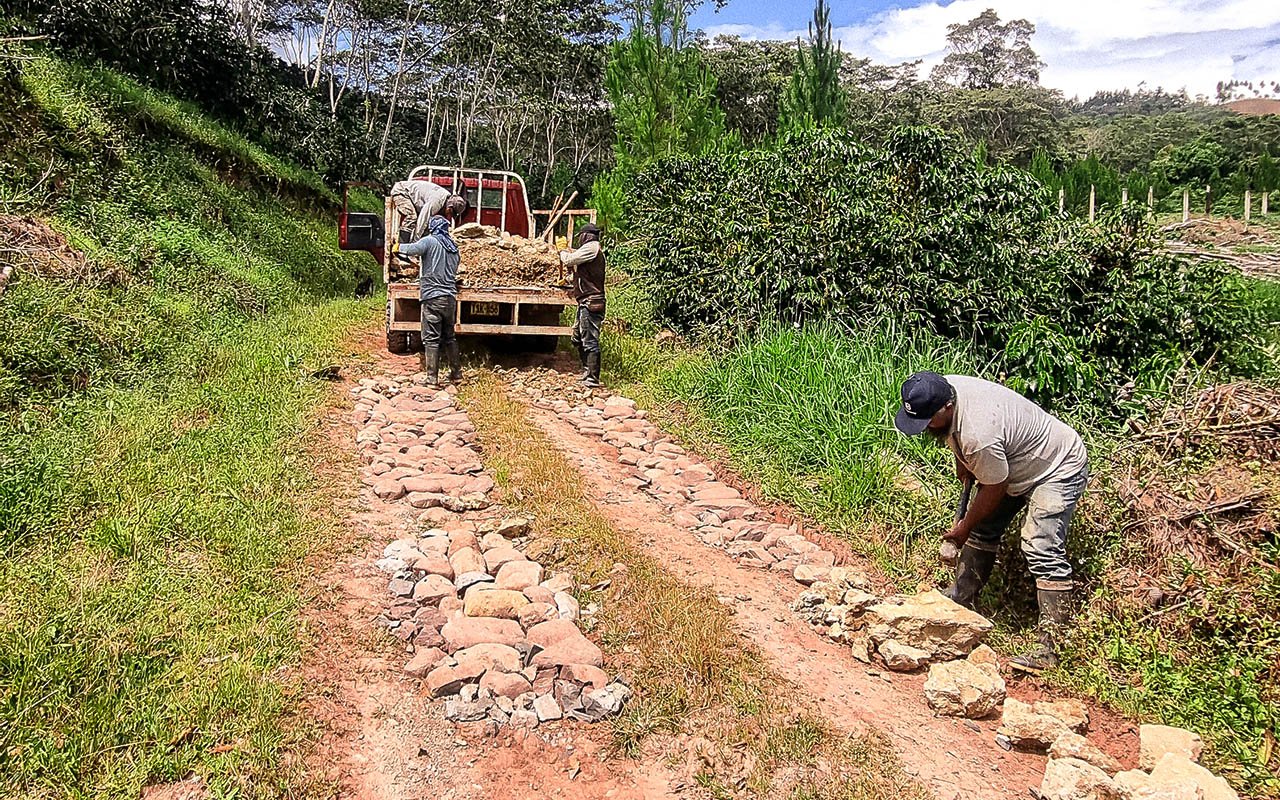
{"left": 559, "top": 223, "right": 606, "bottom": 388}
{"left": 399, "top": 215, "right": 462, "bottom": 387}
{"left": 390, "top": 179, "right": 469, "bottom": 240}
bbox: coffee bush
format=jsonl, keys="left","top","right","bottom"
{"left": 623, "top": 127, "right": 1256, "bottom": 407}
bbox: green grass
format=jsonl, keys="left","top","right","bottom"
{"left": 0, "top": 298, "right": 376, "bottom": 797}
{"left": 1, "top": 46, "right": 382, "bottom": 797}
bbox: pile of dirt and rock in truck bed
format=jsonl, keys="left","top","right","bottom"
{"left": 390, "top": 223, "right": 565, "bottom": 287}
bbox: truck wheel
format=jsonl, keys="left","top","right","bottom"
{"left": 387, "top": 329, "right": 422, "bottom": 354}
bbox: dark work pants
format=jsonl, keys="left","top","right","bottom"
{"left": 572, "top": 304, "right": 604, "bottom": 354}
{"left": 421, "top": 295, "right": 457, "bottom": 351}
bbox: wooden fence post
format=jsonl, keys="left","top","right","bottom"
{"left": 1089, "top": 184, "right": 1096, "bottom": 222}
{"left": 1147, "top": 186, "right": 1154, "bottom": 210}
{"left": 1058, "top": 188, "right": 1065, "bottom": 214}
{"left": 1122, "top": 187, "right": 1129, "bottom": 205}
{"left": 1245, "top": 189, "right": 1252, "bottom": 223}
{"left": 1183, "top": 189, "right": 1190, "bottom": 222}
{"left": 1205, "top": 184, "right": 1212, "bottom": 217}
{"left": 1264, "top": 192, "right": 1270, "bottom": 216}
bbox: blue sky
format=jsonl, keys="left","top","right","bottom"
{"left": 687, "top": 0, "right": 1280, "bottom": 99}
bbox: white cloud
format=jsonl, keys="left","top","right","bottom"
{"left": 703, "top": 0, "right": 1280, "bottom": 99}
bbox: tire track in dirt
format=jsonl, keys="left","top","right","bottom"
{"left": 504, "top": 369, "right": 1128, "bottom": 800}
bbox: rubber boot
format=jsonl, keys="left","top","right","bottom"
{"left": 1010, "top": 588, "right": 1073, "bottom": 675}
{"left": 583, "top": 351, "right": 603, "bottom": 388}
{"left": 423, "top": 348, "right": 441, "bottom": 388}
{"left": 574, "top": 341, "right": 588, "bottom": 380}
{"left": 943, "top": 545, "right": 997, "bottom": 610}
{"left": 445, "top": 341, "right": 462, "bottom": 383}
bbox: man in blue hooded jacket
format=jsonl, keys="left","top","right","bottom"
{"left": 399, "top": 215, "right": 461, "bottom": 387}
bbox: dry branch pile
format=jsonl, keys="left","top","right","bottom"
{"left": 1101, "top": 382, "right": 1280, "bottom": 628}
{"left": 1162, "top": 218, "right": 1280, "bottom": 279}
{"left": 1134, "top": 381, "right": 1280, "bottom": 461}
{"left": 0, "top": 214, "right": 94, "bottom": 282}
{"left": 390, "top": 223, "right": 564, "bottom": 287}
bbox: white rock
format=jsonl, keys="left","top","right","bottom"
{"left": 1148, "top": 753, "right": 1238, "bottom": 800}
{"left": 865, "top": 589, "right": 992, "bottom": 660}
{"left": 878, "top": 639, "right": 931, "bottom": 671}
{"left": 1040, "top": 757, "right": 1125, "bottom": 800}
{"left": 1139, "top": 725, "right": 1204, "bottom": 772}
{"left": 1049, "top": 731, "right": 1121, "bottom": 774}
{"left": 922, "top": 646, "right": 1005, "bottom": 718}
{"left": 998, "top": 698, "right": 1090, "bottom": 750}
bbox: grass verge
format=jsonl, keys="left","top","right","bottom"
{"left": 0, "top": 297, "right": 379, "bottom": 797}
{"left": 460, "top": 371, "right": 929, "bottom": 800}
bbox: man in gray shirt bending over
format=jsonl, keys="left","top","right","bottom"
{"left": 399, "top": 215, "right": 461, "bottom": 387}
{"left": 895, "top": 371, "right": 1089, "bottom": 674}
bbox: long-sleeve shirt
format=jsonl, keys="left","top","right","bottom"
{"left": 559, "top": 241, "right": 605, "bottom": 303}
{"left": 400, "top": 235, "right": 459, "bottom": 301}
{"left": 390, "top": 180, "right": 451, "bottom": 239}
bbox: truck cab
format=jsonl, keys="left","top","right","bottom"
{"left": 338, "top": 166, "right": 577, "bottom": 354}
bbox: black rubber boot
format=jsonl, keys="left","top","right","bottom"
{"left": 1010, "top": 588, "right": 1073, "bottom": 675}
{"left": 943, "top": 545, "right": 997, "bottom": 610}
{"left": 583, "top": 351, "right": 603, "bottom": 388}
{"left": 423, "top": 348, "right": 441, "bottom": 388}
{"left": 445, "top": 342, "right": 462, "bottom": 383}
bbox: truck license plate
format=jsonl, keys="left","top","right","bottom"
{"left": 471, "top": 302, "right": 501, "bottom": 317}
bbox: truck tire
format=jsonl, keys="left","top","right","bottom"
{"left": 386, "top": 329, "right": 421, "bottom": 354}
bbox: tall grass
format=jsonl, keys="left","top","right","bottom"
{"left": 657, "top": 321, "right": 981, "bottom": 579}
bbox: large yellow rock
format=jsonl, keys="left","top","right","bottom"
{"left": 463, "top": 589, "right": 529, "bottom": 619}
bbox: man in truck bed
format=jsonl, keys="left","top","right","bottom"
{"left": 398, "top": 216, "right": 462, "bottom": 387}
{"left": 559, "top": 223, "right": 606, "bottom": 388}
{"left": 390, "top": 179, "right": 469, "bottom": 241}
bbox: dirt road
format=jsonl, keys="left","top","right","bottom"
{"left": 298, "top": 335, "right": 1139, "bottom": 799}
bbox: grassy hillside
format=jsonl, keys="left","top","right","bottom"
{"left": 0, "top": 48, "right": 379, "bottom": 797}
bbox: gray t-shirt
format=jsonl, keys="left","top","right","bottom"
{"left": 945, "top": 375, "right": 1087, "bottom": 496}
{"left": 399, "top": 234, "right": 459, "bottom": 301}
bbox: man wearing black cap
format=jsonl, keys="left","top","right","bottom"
{"left": 559, "top": 223, "right": 606, "bottom": 388}
{"left": 894, "top": 372, "right": 1089, "bottom": 673}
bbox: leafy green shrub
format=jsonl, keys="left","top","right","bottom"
{"left": 623, "top": 127, "right": 1258, "bottom": 407}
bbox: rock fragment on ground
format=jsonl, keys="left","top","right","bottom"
{"left": 1049, "top": 731, "right": 1122, "bottom": 774}
{"left": 923, "top": 644, "right": 1005, "bottom": 718}
{"left": 1039, "top": 757, "right": 1125, "bottom": 800}
{"left": 998, "top": 697, "right": 1089, "bottom": 750}
{"left": 1139, "top": 725, "right": 1204, "bottom": 771}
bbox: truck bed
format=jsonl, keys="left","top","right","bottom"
{"left": 387, "top": 281, "right": 575, "bottom": 336}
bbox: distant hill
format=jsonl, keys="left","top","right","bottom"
{"left": 1224, "top": 98, "right": 1280, "bottom": 116}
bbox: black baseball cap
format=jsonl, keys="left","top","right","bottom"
{"left": 894, "top": 371, "right": 953, "bottom": 435}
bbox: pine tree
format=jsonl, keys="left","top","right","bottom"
{"left": 780, "top": 0, "right": 846, "bottom": 132}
